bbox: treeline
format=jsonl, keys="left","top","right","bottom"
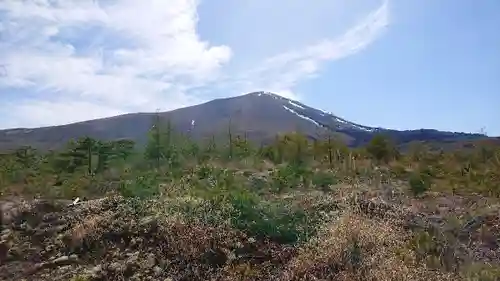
{"left": 0, "top": 115, "right": 499, "bottom": 198}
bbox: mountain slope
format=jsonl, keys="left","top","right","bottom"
{"left": 0, "top": 92, "right": 488, "bottom": 150}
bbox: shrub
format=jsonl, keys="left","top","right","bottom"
{"left": 366, "top": 134, "right": 396, "bottom": 163}
{"left": 119, "top": 172, "right": 160, "bottom": 199}
{"left": 228, "top": 192, "right": 319, "bottom": 244}
{"left": 408, "top": 171, "right": 431, "bottom": 196}
{"left": 271, "top": 164, "right": 302, "bottom": 192}
{"left": 463, "top": 262, "right": 500, "bottom": 281}
{"left": 312, "top": 170, "right": 338, "bottom": 192}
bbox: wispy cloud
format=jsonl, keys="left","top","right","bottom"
{"left": 229, "top": 0, "right": 389, "bottom": 99}
{"left": 0, "top": 0, "right": 389, "bottom": 128}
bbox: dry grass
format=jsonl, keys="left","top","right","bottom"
{"left": 281, "top": 213, "right": 457, "bottom": 281}
{"left": 66, "top": 213, "right": 107, "bottom": 249}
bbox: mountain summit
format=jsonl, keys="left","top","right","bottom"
{"left": 0, "top": 92, "right": 486, "bottom": 150}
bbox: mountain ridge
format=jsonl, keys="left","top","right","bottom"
{"left": 0, "top": 91, "right": 490, "bottom": 151}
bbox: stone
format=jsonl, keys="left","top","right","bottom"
{"left": 153, "top": 266, "right": 163, "bottom": 276}
{"left": 109, "top": 262, "right": 124, "bottom": 272}
{"left": 52, "top": 255, "right": 69, "bottom": 264}
{"left": 144, "top": 253, "right": 156, "bottom": 268}
{"left": 90, "top": 265, "right": 103, "bottom": 278}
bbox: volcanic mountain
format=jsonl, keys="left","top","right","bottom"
{"left": 0, "top": 92, "right": 488, "bottom": 151}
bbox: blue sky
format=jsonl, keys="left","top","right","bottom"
{"left": 0, "top": 0, "right": 498, "bottom": 135}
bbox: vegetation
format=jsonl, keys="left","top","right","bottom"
{"left": 1, "top": 114, "right": 499, "bottom": 280}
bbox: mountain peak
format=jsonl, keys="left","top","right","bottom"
{"left": 0, "top": 91, "right": 489, "bottom": 151}
{"left": 246, "top": 91, "right": 283, "bottom": 99}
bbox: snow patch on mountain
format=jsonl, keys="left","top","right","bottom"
{"left": 257, "top": 91, "right": 282, "bottom": 100}
{"left": 334, "top": 117, "right": 347, "bottom": 124}
{"left": 288, "top": 100, "right": 305, "bottom": 110}
{"left": 333, "top": 116, "right": 375, "bottom": 132}
{"left": 317, "top": 108, "right": 332, "bottom": 116}
{"left": 350, "top": 123, "right": 375, "bottom": 132}
{"left": 255, "top": 91, "right": 376, "bottom": 132}
{"left": 282, "top": 106, "right": 322, "bottom": 127}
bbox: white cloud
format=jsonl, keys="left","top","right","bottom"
{"left": 1, "top": 99, "right": 126, "bottom": 129}
{"left": 0, "top": 0, "right": 389, "bottom": 128}
{"left": 231, "top": 0, "right": 389, "bottom": 99}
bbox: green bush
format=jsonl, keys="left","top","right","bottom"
{"left": 271, "top": 163, "right": 312, "bottom": 192}
{"left": 271, "top": 164, "right": 300, "bottom": 192}
{"left": 228, "top": 190, "right": 318, "bottom": 244}
{"left": 366, "top": 134, "right": 396, "bottom": 163}
{"left": 161, "top": 181, "right": 321, "bottom": 244}
{"left": 312, "top": 170, "right": 338, "bottom": 192}
{"left": 408, "top": 171, "right": 431, "bottom": 196}
{"left": 119, "top": 172, "right": 160, "bottom": 199}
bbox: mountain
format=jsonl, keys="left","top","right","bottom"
{"left": 0, "top": 92, "right": 490, "bottom": 151}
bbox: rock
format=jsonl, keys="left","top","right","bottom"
{"left": 0, "top": 230, "right": 11, "bottom": 241}
{"left": 126, "top": 252, "right": 139, "bottom": 265}
{"left": 42, "top": 213, "right": 60, "bottom": 223}
{"left": 152, "top": 266, "right": 163, "bottom": 276}
{"left": 45, "top": 244, "right": 55, "bottom": 252}
{"left": 144, "top": 253, "right": 156, "bottom": 268}
{"left": 109, "top": 262, "right": 124, "bottom": 272}
{"left": 7, "top": 246, "right": 21, "bottom": 259}
{"left": 52, "top": 256, "right": 69, "bottom": 264}
{"left": 158, "top": 258, "right": 169, "bottom": 269}
{"left": 139, "top": 216, "right": 157, "bottom": 228}
{"left": 90, "top": 265, "right": 103, "bottom": 278}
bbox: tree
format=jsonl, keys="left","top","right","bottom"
{"left": 200, "top": 135, "right": 218, "bottom": 163}
{"left": 227, "top": 118, "right": 234, "bottom": 160}
{"left": 14, "top": 146, "right": 37, "bottom": 168}
{"left": 96, "top": 140, "right": 113, "bottom": 173}
{"left": 112, "top": 139, "right": 135, "bottom": 161}
{"left": 144, "top": 112, "right": 164, "bottom": 169}
{"left": 366, "top": 133, "right": 396, "bottom": 163}
{"left": 52, "top": 137, "right": 106, "bottom": 175}
{"left": 76, "top": 137, "right": 98, "bottom": 174}
{"left": 180, "top": 134, "right": 200, "bottom": 159}
{"left": 313, "top": 133, "right": 349, "bottom": 167}
{"left": 144, "top": 113, "right": 176, "bottom": 169}
{"left": 52, "top": 139, "right": 91, "bottom": 174}
{"left": 233, "top": 135, "right": 253, "bottom": 159}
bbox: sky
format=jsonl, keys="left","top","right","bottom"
{"left": 0, "top": 0, "right": 498, "bottom": 135}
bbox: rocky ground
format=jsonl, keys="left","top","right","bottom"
{"left": 0, "top": 191, "right": 499, "bottom": 281}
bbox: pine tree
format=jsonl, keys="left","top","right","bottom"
{"left": 76, "top": 137, "right": 97, "bottom": 175}
{"left": 96, "top": 141, "right": 113, "bottom": 173}
{"left": 112, "top": 139, "right": 135, "bottom": 161}
{"left": 366, "top": 133, "right": 396, "bottom": 163}
{"left": 14, "top": 146, "right": 37, "bottom": 168}
{"left": 144, "top": 112, "right": 164, "bottom": 169}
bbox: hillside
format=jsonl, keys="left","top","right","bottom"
{"left": 0, "top": 91, "right": 489, "bottom": 151}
